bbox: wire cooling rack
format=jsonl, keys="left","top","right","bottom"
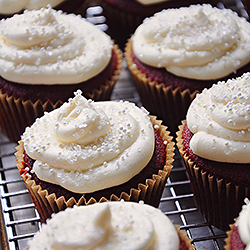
{"left": 0, "top": 0, "right": 248, "bottom": 249}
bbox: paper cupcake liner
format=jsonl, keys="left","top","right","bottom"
{"left": 0, "top": 44, "right": 122, "bottom": 142}
{"left": 16, "top": 116, "right": 174, "bottom": 223}
{"left": 125, "top": 39, "right": 198, "bottom": 136}
{"left": 176, "top": 121, "right": 250, "bottom": 231}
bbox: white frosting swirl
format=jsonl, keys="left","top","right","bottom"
{"left": 132, "top": 4, "right": 250, "bottom": 80}
{"left": 186, "top": 72, "right": 250, "bottom": 163}
{"left": 28, "top": 201, "right": 180, "bottom": 250}
{"left": 238, "top": 198, "right": 250, "bottom": 250}
{"left": 0, "top": 0, "right": 66, "bottom": 14}
{"left": 0, "top": 7, "right": 112, "bottom": 84}
{"left": 22, "top": 90, "right": 155, "bottom": 193}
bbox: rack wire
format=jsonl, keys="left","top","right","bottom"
{"left": 0, "top": 0, "right": 248, "bottom": 249}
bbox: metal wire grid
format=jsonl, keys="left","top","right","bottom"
{"left": 0, "top": 0, "right": 248, "bottom": 249}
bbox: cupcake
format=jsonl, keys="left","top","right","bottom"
{"left": 99, "top": 0, "right": 219, "bottom": 50}
{"left": 125, "top": 4, "right": 250, "bottom": 136}
{"left": 27, "top": 201, "right": 195, "bottom": 250}
{"left": 0, "top": 6, "right": 122, "bottom": 142}
{"left": 176, "top": 72, "right": 250, "bottom": 231}
{"left": 15, "top": 89, "right": 174, "bottom": 223}
{"left": 224, "top": 198, "right": 250, "bottom": 250}
{"left": 0, "top": 0, "right": 87, "bottom": 18}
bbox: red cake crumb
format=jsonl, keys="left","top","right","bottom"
{"left": 21, "top": 128, "right": 166, "bottom": 202}
{"left": 230, "top": 225, "right": 246, "bottom": 250}
{"left": 179, "top": 235, "right": 190, "bottom": 250}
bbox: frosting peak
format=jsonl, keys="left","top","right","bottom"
{"left": 187, "top": 72, "right": 250, "bottom": 163}
{"left": 54, "top": 92, "right": 110, "bottom": 144}
{"left": 132, "top": 4, "right": 250, "bottom": 80}
{"left": 22, "top": 90, "right": 155, "bottom": 193}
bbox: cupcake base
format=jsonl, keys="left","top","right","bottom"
{"left": 16, "top": 116, "right": 174, "bottom": 223}
{"left": 176, "top": 121, "right": 250, "bottom": 231}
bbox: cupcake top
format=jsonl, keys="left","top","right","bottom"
{"left": 237, "top": 198, "right": 250, "bottom": 249}
{"left": 22, "top": 90, "right": 155, "bottom": 193}
{"left": 28, "top": 201, "right": 180, "bottom": 250}
{"left": 186, "top": 72, "right": 250, "bottom": 163}
{"left": 0, "top": 6, "right": 113, "bottom": 84}
{"left": 132, "top": 4, "right": 250, "bottom": 80}
{"left": 0, "top": 0, "right": 66, "bottom": 15}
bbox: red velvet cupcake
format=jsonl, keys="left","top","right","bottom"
{"left": 27, "top": 201, "right": 195, "bottom": 249}
{"left": 125, "top": 4, "right": 250, "bottom": 136}
{"left": 225, "top": 198, "right": 250, "bottom": 250}
{"left": 15, "top": 90, "right": 174, "bottom": 223}
{"left": 176, "top": 73, "right": 250, "bottom": 231}
{"left": 0, "top": 6, "right": 122, "bottom": 142}
{"left": 0, "top": 0, "right": 88, "bottom": 18}
{"left": 99, "top": 0, "right": 218, "bottom": 50}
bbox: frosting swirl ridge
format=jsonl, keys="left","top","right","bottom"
{"left": 0, "top": 7, "right": 112, "bottom": 84}
{"left": 22, "top": 90, "right": 155, "bottom": 193}
{"left": 238, "top": 198, "right": 250, "bottom": 250}
{"left": 186, "top": 72, "right": 250, "bottom": 163}
{"left": 132, "top": 4, "right": 250, "bottom": 80}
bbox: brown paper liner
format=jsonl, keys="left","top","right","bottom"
{"left": 16, "top": 115, "right": 174, "bottom": 223}
{"left": 0, "top": 44, "right": 123, "bottom": 142}
{"left": 176, "top": 121, "right": 250, "bottom": 231}
{"left": 125, "top": 39, "right": 198, "bottom": 137}
{"left": 175, "top": 225, "right": 196, "bottom": 250}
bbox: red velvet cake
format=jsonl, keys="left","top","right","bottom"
{"left": 16, "top": 91, "right": 174, "bottom": 223}
{"left": 224, "top": 199, "right": 250, "bottom": 249}
{"left": 225, "top": 224, "right": 246, "bottom": 250}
